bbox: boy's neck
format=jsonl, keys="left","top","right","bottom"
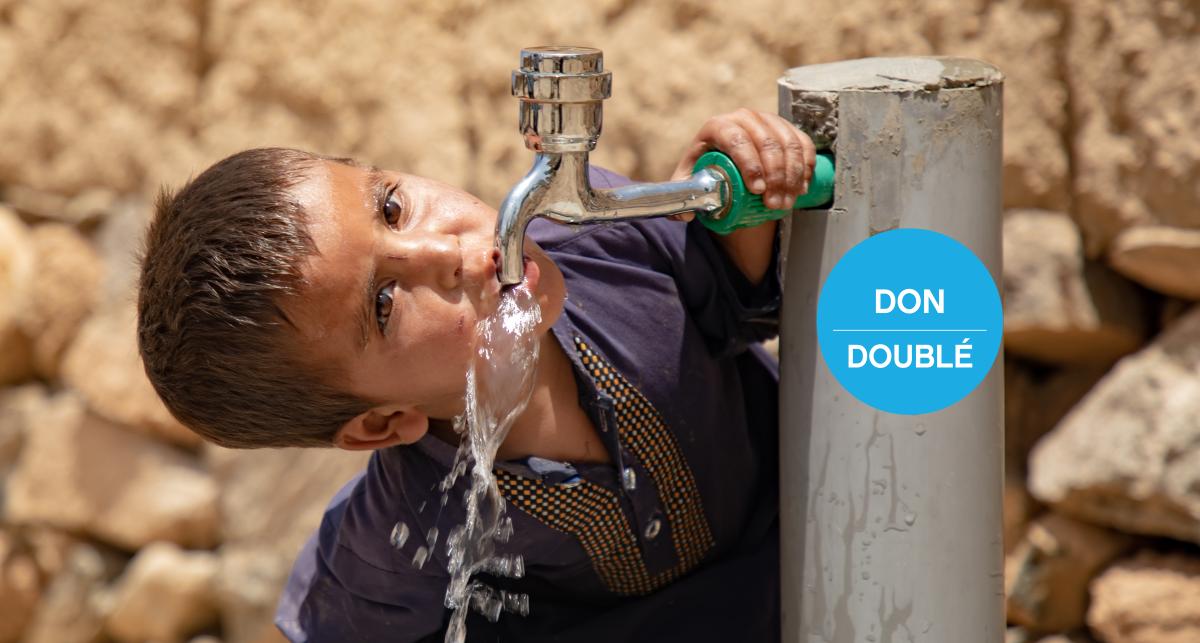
{"left": 496, "top": 332, "right": 611, "bottom": 465}
{"left": 425, "top": 330, "right": 611, "bottom": 466}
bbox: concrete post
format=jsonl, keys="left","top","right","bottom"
{"left": 777, "top": 58, "right": 1005, "bottom": 643}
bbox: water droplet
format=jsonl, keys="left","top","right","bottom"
{"left": 861, "top": 570, "right": 870, "bottom": 580}
{"left": 390, "top": 522, "right": 409, "bottom": 549}
{"left": 426, "top": 527, "right": 439, "bottom": 549}
{"left": 413, "top": 546, "right": 429, "bottom": 569}
{"left": 483, "top": 595, "right": 503, "bottom": 622}
{"left": 418, "top": 501, "right": 427, "bottom": 514}
{"left": 501, "top": 590, "right": 530, "bottom": 616}
{"left": 914, "top": 423, "right": 927, "bottom": 436}
{"left": 496, "top": 517, "right": 514, "bottom": 543}
{"left": 904, "top": 513, "right": 917, "bottom": 526}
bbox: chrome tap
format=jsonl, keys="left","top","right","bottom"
{"left": 495, "top": 47, "right": 730, "bottom": 285}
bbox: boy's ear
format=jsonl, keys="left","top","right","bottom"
{"left": 333, "top": 406, "right": 429, "bottom": 451}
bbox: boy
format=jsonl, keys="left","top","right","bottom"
{"left": 138, "top": 108, "right": 815, "bottom": 641}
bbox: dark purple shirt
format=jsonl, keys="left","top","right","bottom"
{"left": 276, "top": 168, "right": 782, "bottom": 642}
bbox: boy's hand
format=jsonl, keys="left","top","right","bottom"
{"left": 670, "top": 109, "right": 817, "bottom": 220}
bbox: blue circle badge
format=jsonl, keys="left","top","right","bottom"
{"left": 816, "top": 228, "right": 1002, "bottom": 415}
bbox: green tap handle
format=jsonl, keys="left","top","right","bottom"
{"left": 693, "top": 150, "right": 835, "bottom": 235}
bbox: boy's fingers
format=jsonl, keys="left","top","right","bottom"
{"left": 709, "top": 118, "right": 766, "bottom": 196}
{"left": 734, "top": 109, "right": 788, "bottom": 208}
{"left": 799, "top": 129, "right": 817, "bottom": 185}
{"left": 669, "top": 212, "right": 696, "bottom": 222}
{"left": 765, "top": 115, "right": 807, "bottom": 201}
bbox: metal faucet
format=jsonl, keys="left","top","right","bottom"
{"left": 495, "top": 46, "right": 731, "bottom": 285}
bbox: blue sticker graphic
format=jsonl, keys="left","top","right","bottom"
{"left": 816, "top": 228, "right": 1002, "bottom": 415}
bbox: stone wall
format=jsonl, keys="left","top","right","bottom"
{"left": 0, "top": 0, "right": 1197, "bottom": 641}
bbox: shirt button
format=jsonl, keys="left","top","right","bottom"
{"left": 643, "top": 518, "right": 662, "bottom": 540}
{"left": 622, "top": 468, "right": 637, "bottom": 491}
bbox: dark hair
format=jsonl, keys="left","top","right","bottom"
{"left": 137, "top": 147, "right": 370, "bottom": 448}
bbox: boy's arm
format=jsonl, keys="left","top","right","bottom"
{"left": 669, "top": 109, "right": 816, "bottom": 285}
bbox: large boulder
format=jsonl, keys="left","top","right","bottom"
{"left": 5, "top": 392, "right": 218, "bottom": 551}
{"left": 16, "top": 223, "right": 104, "bottom": 379}
{"left": 1003, "top": 209, "right": 1147, "bottom": 365}
{"left": 1088, "top": 551, "right": 1200, "bottom": 643}
{"left": 0, "top": 384, "right": 49, "bottom": 519}
{"left": 0, "top": 207, "right": 34, "bottom": 386}
{"left": 1028, "top": 306, "right": 1200, "bottom": 544}
{"left": 1109, "top": 225, "right": 1200, "bottom": 300}
{"left": 207, "top": 445, "right": 369, "bottom": 643}
{"left": 106, "top": 542, "right": 219, "bottom": 643}
{"left": 0, "top": 527, "right": 41, "bottom": 643}
{"left": 21, "top": 541, "right": 126, "bottom": 643}
{"left": 60, "top": 304, "right": 202, "bottom": 449}
{"left": 1005, "top": 513, "right": 1131, "bottom": 632}
{"left": 1066, "top": 0, "right": 1200, "bottom": 257}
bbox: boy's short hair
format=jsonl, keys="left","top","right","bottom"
{"left": 138, "top": 148, "right": 370, "bottom": 448}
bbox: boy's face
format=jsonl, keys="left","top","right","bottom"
{"left": 283, "top": 160, "right": 565, "bottom": 429}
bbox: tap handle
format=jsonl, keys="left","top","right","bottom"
{"left": 692, "top": 150, "right": 835, "bottom": 235}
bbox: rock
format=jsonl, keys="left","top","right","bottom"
{"left": 0, "top": 384, "right": 49, "bottom": 519}
{"left": 1065, "top": 0, "right": 1200, "bottom": 257}
{"left": 0, "top": 0, "right": 1075, "bottom": 220}
{"left": 16, "top": 223, "right": 104, "bottom": 379}
{"left": 0, "top": 528, "right": 42, "bottom": 643}
{"left": 61, "top": 304, "right": 202, "bottom": 449}
{"left": 5, "top": 392, "right": 218, "bottom": 550}
{"left": 0, "top": 207, "right": 34, "bottom": 385}
{"left": 1088, "top": 551, "right": 1200, "bottom": 643}
{"left": 1005, "top": 514, "right": 1131, "bottom": 632}
{"left": 207, "top": 445, "right": 368, "bottom": 643}
{"left": 216, "top": 549, "right": 293, "bottom": 643}
{"left": 0, "top": 185, "right": 115, "bottom": 227}
{"left": 1029, "top": 306, "right": 1200, "bottom": 544}
{"left": 91, "top": 198, "right": 152, "bottom": 305}
{"left": 22, "top": 541, "right": 125, "bottom": 643}
{"left": 1004, "top": 474, "right": 1034, "bottom": 555}
{"left": 106, "top": 542, "right": 219, "bottom": 643}
{"left": 1007, "top": 628, "right": 1033, "bottom": 643}
{"left": 1008, "top": 630, "right": 1097, "bottom": 643}
{"left": 1004, "top": 357, "right": 1110, "bottom": 471}
{"left": 1109, "top": 225, "right": 1200, "bottom": 300}
{"left": 22, "top": 527, "right": 78, "bottom": 587}
{"left": 0, "top": 1, "right": 205, "bottom": 197}
{"left": 1003, "top": 209, "right": 1147, "bottom": 365}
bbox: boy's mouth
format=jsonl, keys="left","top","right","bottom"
{"left": 492, "top": 251, "right": 539, "bottom": 294}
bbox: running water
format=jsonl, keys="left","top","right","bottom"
{"left": 438, "top": 284, "right": 543, "bottom": 642}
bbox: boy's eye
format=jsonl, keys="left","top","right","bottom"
{"left": 375, "top": 282, "right": 396, "bottom": 333}
{"left": 382, "top": 188, "right": 405, "bottom": 228}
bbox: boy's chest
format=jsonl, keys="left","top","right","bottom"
{"left": 484, "top": 321, "right": 764, "bottom": 598}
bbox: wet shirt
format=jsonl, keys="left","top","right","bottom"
{"left": 275, "top": 167, "right": 783, "bottom": 642}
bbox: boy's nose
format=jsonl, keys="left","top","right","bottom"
{"left": 388, "top": 234, "right": 461, "bottom": 291}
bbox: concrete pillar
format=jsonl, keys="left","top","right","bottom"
{"left": 777, "top": 58, "right": 1005, "bottom": 643}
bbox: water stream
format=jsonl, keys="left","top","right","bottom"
{"left": 437, "top": 285, "right": 543, "bottom": 642}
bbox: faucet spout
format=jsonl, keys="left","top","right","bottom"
{"left": 494, "top": 152, "right": 728, "bottom": 285}
{"left": 494, "top": 46, "right": 729, "bottom": 286}
{"left": 495, "top": 154, "right": 555, "bottom": 285}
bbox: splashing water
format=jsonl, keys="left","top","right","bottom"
{"left": 435, "top": 284, "right": 542, "bottom": 642}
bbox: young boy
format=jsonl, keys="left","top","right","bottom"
{"left": 138, "top": 108, "right": 815, "bottom": 642}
